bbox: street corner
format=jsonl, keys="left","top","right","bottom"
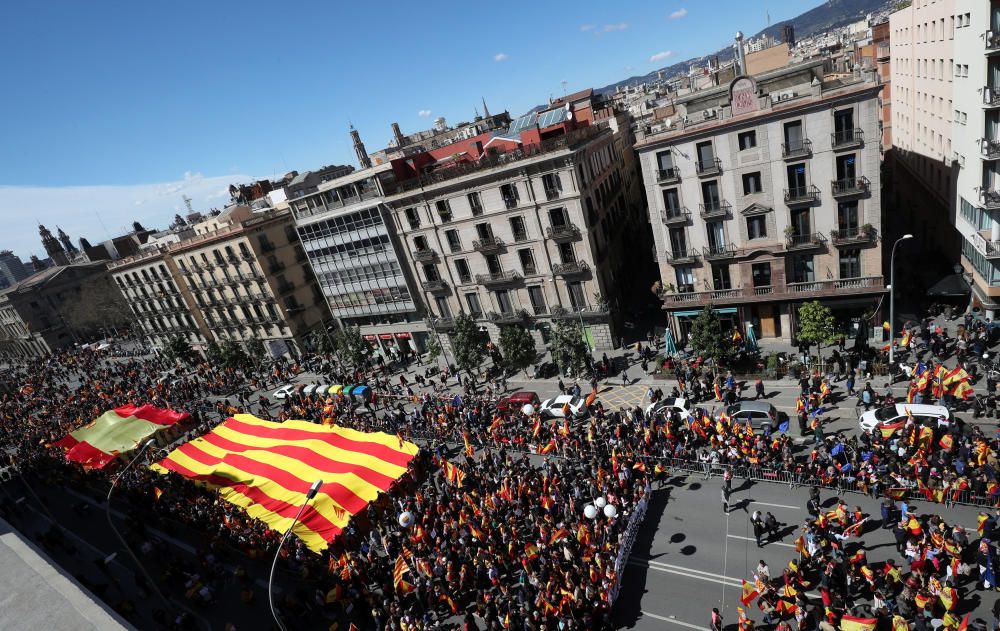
{"left": 597, "top": 384, "right": 651, "bottom": 410}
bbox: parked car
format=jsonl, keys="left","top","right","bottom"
{"left": 273, "top": 384, "right": 297, "bottom": 400}
{"left": 538, "top": 395, "right": 589, "bottom": 419}
{"left": 644, "top": 397, "right": 695, "bottom": 420}
{"left": 726, "top": 401, "right": 779, "bottom": 432}
{"left": 496, "top": 391, "right": 541, "bottom": 414}
{"left": 858, "top": 404, "right": 955, "bottom": 434}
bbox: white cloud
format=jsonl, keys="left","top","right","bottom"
{"left": 494, "top": 53, "right": 508, "bottom": 62}
{"left": 580, "top": 24, "right": 595, "bottom": 32}
{"left": 602, "top": 22, "right": 628, "bottom": 32}
{"left": 649, "top": 51, "right": 674, "bottom": 63}
{"left": 669, "top": 8, "right": 688, "bottom": 19}
{"left": 417, "top": 109, "right": 432, "bottom": 118}
{"left": 0, "top": 172, "right": 259, "bottom": 260}
{"left": 624, "top": 65, "right": 634, "bottom": 72}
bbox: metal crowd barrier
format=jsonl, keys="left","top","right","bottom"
{"left": 609, "top": 485, "right": 650, "bottom": 604}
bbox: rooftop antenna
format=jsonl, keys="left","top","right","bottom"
{"left": 561, "top": 80, "right": 568, "bottom": 97}
{"left": 182, "top": 195, "right": 194, "bottom": 213}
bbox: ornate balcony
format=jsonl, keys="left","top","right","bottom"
{"left": 552, "top": 260, "right": 590, "bottom": 276}
{"left": 475, "top": 271, "right": 521, "bottom": 286}
{"left": 784, "top": 185, "right": 820, "bottom": 206}
{"left": 986, "top": 31, "right": 1000, "bottom": 53}
{"left": 661, "top": 276, "right": 885, "bottom": 307}
{"left": 663, "top": 249, "right": 699, "bottom": 264}
{"left": 981, "top": 189, "right": 1000, "bottom": 210}
{"left": 985, "top": 86, "right": 1000, "bottom": 108}
{"left": 831, "top": 176, "right": 870, "bottom": 198}
{"left": 702, "top": 243, "right": 737, "bottom": 260}
{"left": 831, "top": 128, "right": 864, "bottom": 150}
{"left": 550, "top": 304, "right": 610, "bottom": 320}
{"left": 661, "top": 208, "right": 691, "bottom": 225}
{"left": 657, "top": 167, "right": 681, "bottom": 184}
{"left": 488, "top": 310, "right": 530, "bottom": 324}
{"left": 830, "top": 227, "right": 875, "bottom": 246}
{"left": 695, "top": 158, "right": 722, "bottom": 177}
{"left": 430, "top": 317, "right": 455, "bottom": 331}
{"left": 412, "top": 248, "right": 438, "bottom": 263}
{"left": 699, "top": 200, "right": 732, "bottom": 220}
{"left": 982, "top": 139, "right": 1000, "bottom": 160}
{"left": 472, "top": 236, "right": 504, "bottom": 253}
{"left": 784, "top": 232, "right": 827, "bottom": 251}
{"left": 421, "top": 279, "right": 448, "bottom": 294}
{"left": 781, "top": 139, "right": 812, "bottom": 160}
{"left": 545, "top": 224, "right": 581, "bottom": 242}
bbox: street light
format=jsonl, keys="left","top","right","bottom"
{"left": 269, "top": 479, "right": 323, "bottom": 631}
{"left": 106, "top": 439, "right": 171, "bottom": 612}
{"left": 888, "top": 234, "right": 914, "bottom": 364}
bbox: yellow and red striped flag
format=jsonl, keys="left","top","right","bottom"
{"left": 150, "top": 414, "right": 417, "bottom": 553}
{"left": 393, "top": 555, "right": 416, "bottom": 593}
{"left": 841, "top": 615, "right": 877, "bottom": 631}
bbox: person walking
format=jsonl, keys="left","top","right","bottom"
{"left": 622, "top": 367, "right": 629, "bottom": 387}
{"left": 722, "top": 486, "right": 731, "bottom": 514}
{"left": 710, "top": 608, "right": 724, "bottom": 631}
{"left": 751, "top": 510, "right": 764, "bottom": 547}
{"left": 755, "top": 378, "right": 765, "bottom": 400}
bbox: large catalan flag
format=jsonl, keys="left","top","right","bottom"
{"left": 52, "top": 404, "right": 188, "bottom": 469}
{"left": 150, "top": 414, "right": 418, "bottom": 553}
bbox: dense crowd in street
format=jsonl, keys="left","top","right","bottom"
{"left": 1, "top": 310, "right": 1000, "bottom": 629}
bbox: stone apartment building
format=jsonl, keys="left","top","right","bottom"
{"left": 383, "top": 109, "right": 650, "bottom": 352}
{"left": 109, "top": 205, "right": 327, "bottom": 358}
{"left": 0, "top": 262, "right": 131, "bottom": 359}
{"left": 635, "top": 58, "right": 886, "bottom": 344}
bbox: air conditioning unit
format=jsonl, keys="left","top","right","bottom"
{"left": 703, "top": 109, "right": 718, "bottom": 120}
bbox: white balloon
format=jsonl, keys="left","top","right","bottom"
{"left": 522, "top": 404, "right": 535, "bottom": 416}
{"left": 594, "top": 497, "right": 607, "bottom": 509}
{"left": 603, "top": 504, "right": 618, "bottom": 518}
{"left": 398, "top": 511, "right": 413, "bottom": 528}
{"left": 583, "top": 505, "right": 598, "bottom": 520}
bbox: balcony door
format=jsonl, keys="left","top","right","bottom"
{"left": 663, "top": 188, "right": 681, "bottom": 213}
{"left": 435, "top": 296, "right": 452, "bottom": 317}
{"left": 558, "top": 242, "right": 576, "bottom": 264}
{"left": 494, "top": 289, "right": 513, "bottom": 315}
{"left": 833, "top": 109, "right": 854, "bottom": 136}
{"left": 668, "top": 227, "right": 687, "bottom": 255}
{"left": 838, "top": 202, "right": 859, "bottom": 232}
{"left": 476, "top": 223, "right": 493, "bottom": 240}
{"left": 706, "top": 221, "right": 726, "bottom": 251}
{"left": 791, "top": 208, "right": 811, "bottom": 237}
{"left": 567, "top": 281, "right": 586, "bottom": 310}
{"left": 836, "top": 154, "right": 856, "bottom": 181}
{"left": 674, "top": 266, "right": 694, "bottom": 293}
{"left": 783, "top": 121, "right": 804, "bottom": 151}
{"left": 751, "top": 262, "right": 771, "bottom": 288}
{"left": 486, "top": 254, "right": 502, "bottom": 275}
{"left": 712, "top": 264, "right": 732, "bottom": 291}
{"left": 657, "top": 150, "right": 674, "bottom": 172}
{"left": 787, "top": 163, "right": 807, "bottom": 193}
{"left": 696, "top": 141, "right": 715, "bottom": 164}
{"left": 548, "top": 207, "right": 568, "bottom": 227}
{"left": 702, "top": 180, "right": 721, "bottom": 208}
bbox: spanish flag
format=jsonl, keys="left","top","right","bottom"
{"left": 714, "top": 383, "right": 722, "bottom": 401}
{"left": 879, "top": 421, "right": 905, "bottom": 439}
{"left": 901, "top": 329, "right": 912, "bottom": 347}
{"left": 979, "top": 512, "right": 990, "bottom": 535}
{"left": 532, "top": 417, "right": 541, "bottom": 438}
{"left": 939, "top": 434, "right": 954, "bottom": 450}
{"left": 585, "top": 389, "right": 598, "bottom": 407}
{"left": 952, "top": 380, "right": 975, "bottom": 400}
{"left": 841, "top": 615, "right": 878, "bottom": 631}
{"left": 550, "top": 527, "right": 570, "bottom": 545}
{"left": 914, "top": 592, "right": 931, "bottom": 610}
{"left": 153, "top": 487, "right": 163, "bottom": 501}
{"left": 740, "top": 579, "right": 758, "bottom": 605}
{"left": 732, "top": 330, "right": 743, "bottom": 343}
{"left": 892, "top": 616, "right": 910, "bottom": 631}
{"left": 539, "top": 438, "right": 557, "bottom": 455}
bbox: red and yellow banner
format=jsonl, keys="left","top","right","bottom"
{"left": 52, "top": 404, "right": 188, "bottom": 469}
{"left": 150, "top": 414, "right": 418, "bottom": 552}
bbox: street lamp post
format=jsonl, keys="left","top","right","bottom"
{"left": 888, "top": 234, "right": 914, "bottom": 364}
{"left": 106, "top": 439, "right": 171, "bottom": 612}
{"left": 269, "top": 479, "right": 323, "bottom": 631}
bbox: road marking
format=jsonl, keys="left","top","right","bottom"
{"left": 628, "top": 557, "right": 741, "bottom": 586}
{"left": 726, "top": 534, "right": 796, "bottom": 549}
{"left": 751, "top": 501, "right": 801, "bottom": 510}
{"left": 640, "top": 610, "right": 709, "bottom": 630}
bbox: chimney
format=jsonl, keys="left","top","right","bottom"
{"left": 350, "top": 125, "right": 372, "bottom": 169}
{"left": 391, "top": 122, "right": 405, "bottom": 147}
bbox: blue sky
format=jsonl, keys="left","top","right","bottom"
{"left": 0, "top": 0, "right": 813, "bottom": 258}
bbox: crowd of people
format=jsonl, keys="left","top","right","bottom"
{"left": 1, "top": 314, "right": 1000, "bottom": 628}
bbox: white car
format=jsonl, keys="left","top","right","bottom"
{"left": 644, "top": 397, "right": 694, "bottom": 419}
{"left": 858, "top": 403, "right": 954, "bottom": 434}
{"left": 272, "top": 384, "right": 297, "bottom": 400}
{"left": 538, "top": 395, "right": 589, "bottom": 419}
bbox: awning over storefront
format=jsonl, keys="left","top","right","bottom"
{"left": 926, "top": 273, "right": 971, "bottom": 298}
{"left": 673, "top": 307, "right": 738, "bottom": 317}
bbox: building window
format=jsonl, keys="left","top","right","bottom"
{"left": 751, "top": 263, "right": 772, "bottom": 288}
{"left": 528, "top": 286, "right": 547, "bottom": 315}
{"left": 542, "top": 173, "right": 562, "bottom": 199}
{"left": 656, "top": 150, "right": 675, "bottom": 172}
{"left": 500, "top": 183, "right": 519, "bottom": 209}
{"left": 494, "top": 289, "right": 514, "bottom": 314}
{"left": 464, "top": 292, "right": 483, "bottom": 317}
{"left": 435, "top": 200, "right": 452, "bottom": 222}
{"left": 674, "top": 267, "right": 694, "bottom": 293}
{"left": 839, "top": 249, "right": 861, "bottom": 279}
{"left": 737, "top": 130, "right": 757, "bottom": 151}
{"left": 485, "top": 254, "right": 502, "bottom": 275}
{"left": 445, "top": 230, "right": 462, "bottom": 253}
{"left": 467, "top": 192, "right": 483, "bottom": 216}
{"left": 475, "top": 223, "right": 494, "bottom": 241}
{"left": 518, "top": 249, "right": 537, "bottom": 275}
{"left": 422, "top": 263, "right": 440, "bottom": 282}
{"left": 838, "top": 201, "right": 859, "bottom": 232}
{"left": 566, "top": 281, "right": 586, "bottom": 309}
{"left": 404, "top": 207, "right": 421, "bottom": 229}
{"left": 662, "top": 188, "right": 681, "bottom": 213}
{"left": 712, "top": 264, "right": 732, "bottom": 290}
{"left": 746, "top": 215, "right": 767, "bottom": 239}
{"left": 742, "top": 172, "right": 763, "bottom": 195}
{"left": 454, "top": 259, "right": 471, "bottom": 284}
{"left": 413, "top": 235, "right": 428, "bottom": 251}
{"left": 510, "top": 216, "right": 528, "bottom": 241}
{"left": 790, "top": 254, "right": 815, "bottom": 283}
{"left": 557, "top": 242, "right": 575, "bottom": 264}
{"left": 434, "top": 296, "right": 452, "bottom": 318}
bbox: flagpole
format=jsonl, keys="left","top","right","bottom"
{"left": 269, "top": 479, "right": 323, "bottom": 631}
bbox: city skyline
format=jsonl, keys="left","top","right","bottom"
{"left": 0, "top": 0, "right": 813, "bottom": 260}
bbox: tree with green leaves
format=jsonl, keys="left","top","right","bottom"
{"left": 332, "top": 325, "right": 369, "bottom": 368}
{"left": 796, "top": 300, "right": 838, "bottom": 363}
{"left": 499, "top": 325, "right": 537, "bottom": 377}
{"left": 450, "top": 313, "right": 487, "bottom": 373}
{"left": 162, "top": 335, "right": 196, "bottom": 365}
{"left": 311, "top": 328, "right": 336, "bottom": 355}
{"left": 245, "top": 338, "right": 267, "bottom": 370}
{"left": 425, "top": 332, "right": 443, "bottom": 365}
{"left": 689, "top": 305, "right": 733, "bottom": 373}
{"left": 549, "top": 319, "right": 590, "bottom": 378}
{"left": 205, "top": 340, "right": 223, "bottom": 365}
{"left": 219, "top": 340, "right": 250, "bottom": 370}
